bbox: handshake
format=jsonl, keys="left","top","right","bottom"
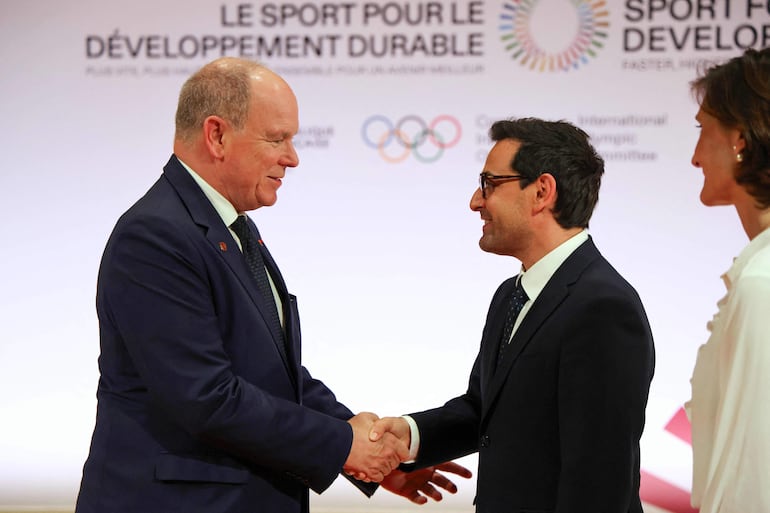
{"left": 343, "top": 413, "right": 472, "bottom": 505}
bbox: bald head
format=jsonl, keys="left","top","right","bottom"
{"left": 174, "top": 57, "right": 286, "bottom": 145}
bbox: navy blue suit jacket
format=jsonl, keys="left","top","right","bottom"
{"left": 410, "top": 238, "right": 655, "bottom": 513}
{"left": 76, "top": 156, "right": 362, "bottom": 513}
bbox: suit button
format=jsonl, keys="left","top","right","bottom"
{"left": 480, "top": 434, "right": 490, "bottom": 447}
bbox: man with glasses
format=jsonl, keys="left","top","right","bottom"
{"left": 370, "top": 117, "right": 655, "bottom": 513}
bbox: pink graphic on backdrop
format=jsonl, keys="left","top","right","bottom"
{"left": 640, "top": 407, "right": 698, "bottom": 513}
{"left": 664, "top": 406, "right": 692, "bottom": 445}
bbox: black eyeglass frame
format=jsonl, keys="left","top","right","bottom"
{"left": 479, "top": 172, "right": 527, "bottom": 198}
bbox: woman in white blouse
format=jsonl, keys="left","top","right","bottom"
{"left": 687, "top": 47, "right": 770, "bottom": 513}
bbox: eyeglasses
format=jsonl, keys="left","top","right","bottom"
{"left": 479, "top": 172, "right": 527, "bottom": 198}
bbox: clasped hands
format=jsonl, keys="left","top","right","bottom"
{"left": 344, "top": 413, "right": 472, "bottom": 504}
{"left": 343, "top": 412, "right": 411, "bottom": 482}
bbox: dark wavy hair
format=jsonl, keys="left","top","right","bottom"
{"left": 691, "top": 47, "right": 770, "bottom": 208}
{"left": 489, "top": 117, "right": 604, "bottom": 229}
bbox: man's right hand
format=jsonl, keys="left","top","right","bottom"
{"left": 343, "top": 412, "right": 409, "bottom": 483}
{"left": 369, "top": 416, "right": 411, "bottom": 447}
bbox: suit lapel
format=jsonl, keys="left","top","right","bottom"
{"left": 482, "top": 238, "right": 600, "bottom": 421}
{"left": 162, "top": 156, "right": 298, "bottom": 382}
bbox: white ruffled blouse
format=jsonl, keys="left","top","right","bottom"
{"left": 686, "top": 226, "right": 770, "bottom": 512}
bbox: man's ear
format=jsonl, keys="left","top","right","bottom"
{"left": 203, "top": 115, "right": 227, "bottom": 159}
{"left": 532, "top": 173, "right": 557, "bottom": 213}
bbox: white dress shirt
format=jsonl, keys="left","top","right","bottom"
{"left": 686, "top": 226, "right": 770, "bottom": 512}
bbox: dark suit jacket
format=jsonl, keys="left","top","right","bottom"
{"left": 76, "top": 156, "right": 363, "bottom": 513}
{"left": 410, "top": 238, "right": 655, "bottom": 513}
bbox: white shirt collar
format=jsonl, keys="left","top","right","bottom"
{"left": 177, "top": 157, "right": 240, "bottom": 228}
{"left": 519, "top": 230, "right": 589, "bottom": 303}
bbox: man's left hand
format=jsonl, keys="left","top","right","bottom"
{"left": 381, "top": 461, "right": 472, "bottom": 505}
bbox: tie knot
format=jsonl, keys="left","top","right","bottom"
{"left": 231, "top": 216, "right": 260, "bottom": 248}
{"left": 230, "top": 215, "right": 250, "bottom": 236}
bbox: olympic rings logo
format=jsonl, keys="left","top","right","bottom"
{"left": 499, "top": 0, "right": 609, "bottom": 72}
{"left": 361, "top": 114, "right": 462, "bottom": 163}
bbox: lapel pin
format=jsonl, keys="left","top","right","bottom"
{"left": 219, "top": 242, "right": 228, "bottom": 251}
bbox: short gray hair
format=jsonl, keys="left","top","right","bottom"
{"left": 174, "top": 58, "right": 264, "bottom": 144}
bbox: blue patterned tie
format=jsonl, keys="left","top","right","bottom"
{"left": 230, "top": 216, "right": 284, "bottom": 342}
{"left": 497, "top": 278, "right": 529, "bottom": 367}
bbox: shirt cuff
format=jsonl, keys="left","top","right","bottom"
{"left": 402, "top": 415, "right": 420, "bottom": 462}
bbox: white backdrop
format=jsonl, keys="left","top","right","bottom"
{"left": 2, "top": 1, "right": 768, "bottom": 511}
